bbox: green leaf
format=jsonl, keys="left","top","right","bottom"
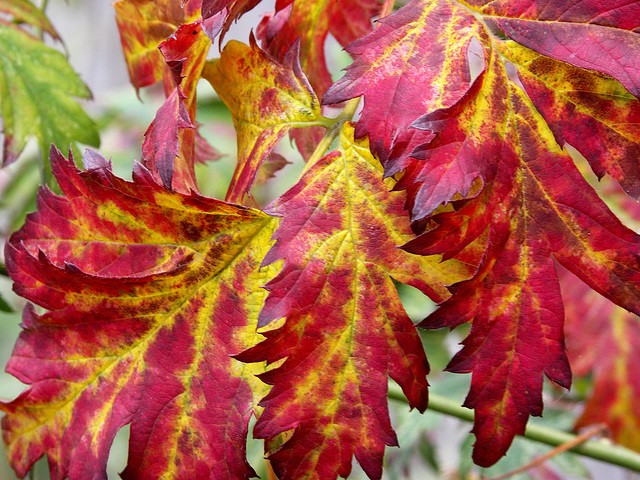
{"left": 0, "top": 23, "right": 99, "bottom": 171}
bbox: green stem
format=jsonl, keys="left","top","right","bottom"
{"left": 387, "top": 388, "right": 640, "bottom": 473}
{"left": 38, "top": 0, "right": 50, "bottom": 40}
{"left": 301, "top": 97, "right": 361, "bottom": 175}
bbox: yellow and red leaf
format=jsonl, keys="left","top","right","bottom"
{"left": 237, "top": 123, "right": 472, "bottom": 480}
{"left": 202, "top": 38, "right": 326, "bottom": 204}
{"left": 562, "top": 267, "right": 640, "bottom": 453}
{"left": 5, "top": 0, "right": 640, "bottom": 476}
{"left": 475, "top": 1, "right": 640, "bottom": 98}
{"left": 259, "top": 0, "right": 381, "bottom": 97}
{"left": 500, "top": 41, "right": 640, "bottom": 198}
{"left": 326, "top": 0, "right": 640, "bottom": 467}
{"left": 141, "top": 18, "right": 220, "bottom": 193}
{"left": 2, "top": 147, "right": 277, "bottom": 479}
{"left": 142, "top": 87, "right": 195, "bottom": 191}
{"left": 404, "top": 62, "right": 640, "bottom": 466}
{"left": 114, "top": 0, "right": 202, "bottom": 91}
{"left": 323, "top": 0, "right": 483, "bottom": 175}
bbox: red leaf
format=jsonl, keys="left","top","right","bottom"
{"left": 114, "top": 0, "right": 202, "bottom": 91}
{"left": 326, "top": 0, "right": 640, "bottom": 465}
{"left": 561, "top": 267, "right": 640, "bottom": 452}
{"left": 500, "top": 41, "right": 640, "bottom": 198}
{"left": 478, "top": 0, "right": 640, "bottom": 97}
{"left": 202, "top": 38, "right": 325, "bottom": 204}
{"left": 403, "top": 52, "right": 640, "bottom": 465}
{"left": 142, "top": 87, "right": 194, "bottom": 190}
{"left": 237, "top": 124, "right": 472, "bottom": 480}
{"left": 201, "top": 0, "right": 262, "bottom": 43}
{"left": 323, "top": 0, "right": 481, "bottom": 175}
{"left": 159, "top": 20, "right": 214, "bottom": 109}
{"left": 1, "top": 146, "right": 277, "bottom": 479}
{"left": 143, "top": 20, "right": 216, "bottom": 192}
{"left": 260, "top": 0, "right": 381, "bottom": 96}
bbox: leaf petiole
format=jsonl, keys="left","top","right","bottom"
{"left": 486, "top": 424, "right": 607, "bottom": 480}
{"left": 301, "top": 97, "right": 361, "bottom": 175}
{"left": 388, "top": 385, "right": 640, "bottom": 473}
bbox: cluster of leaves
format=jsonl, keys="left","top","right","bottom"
{"left": 1, "top": 0, "right": 640, "bottom": 479}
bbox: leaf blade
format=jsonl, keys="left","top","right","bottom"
{"left": 203, "top": 38, "right": 324, "bottom": 204}
{"left": 2, "top": 147, "right": 277, "bottom": 480}
{"left": 0, "top": 24, "right": 98, "bottom": 166}
{"left": 237, "top": 123, "right": 472, "bottom": 480}
{"left": 114, "top": 0, "right": 202, "bottom": 91}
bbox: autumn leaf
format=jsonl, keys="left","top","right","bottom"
{"left": 202, "top": 37, "right": 328, "bottom": 204}
{"left": 254, "top": 152, "right": 291, "bottom": 185}
{"left": 114, "top": 0, "right": 202, "bottom": 91}
{"left": 323, "top": 0, "right": 480, "bottom": 176}
{"left": 498, "top": 40, "right": 640, "bottom": 198}
{"left": 561, "top": 267, "right": 640, "bottom": 453}
{"left": 6, "top": 0, "right": 640, "bottom": 477}
{"left": 560, "top": 176, "right": 640, "bottom": 453}
{"left": 141, "top": 19, "right": 219, "bottom": 193}
{"left": 1, "top": 147, "right": 278, "bottom": 480}
{"left": 404, "top": 63, "right": 640, "bottom": 467}
{"left": 259, "top": 0, "right": 381, "bottom": 96}
{"left": 237, "top": 123, "right": 473, "bottom": 480}
{"left": 142, "top": 87, "right": 195, "bottom": 190}
{"left": 201, "top": 0, "right": 262, "bottom": 43}
{"left": 324, "top": 0, "right": 640, "bottom": 467}
{"left": 116, "top": 2, "right": 222, "bottom": 177}
{"left": 0, "top": 22, "right": 98, "bottom": 167}
{"left": 159, "top": 19, "right": 217, "bottom": 110}
{"left": 473, "top": 1, "right": 640, "bottom": 98}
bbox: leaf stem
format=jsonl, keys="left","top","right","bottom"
{"left": 301, "top": 97, "right": 361, "bottom": 174}
{"left": 486, "top": 424, "right": 608, "bottom": 480}
{"left": 266, "top": 459, "right": 278, "bottom": 480}
{"left": 39, "top": 0, "right": 50, "bottom": 40}
{"left": 387, "top": 387, "right": 640, "bottom": 473}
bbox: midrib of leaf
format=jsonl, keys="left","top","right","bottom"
{"left": 71, "top": 196, "right": 263, "bottom": 250}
